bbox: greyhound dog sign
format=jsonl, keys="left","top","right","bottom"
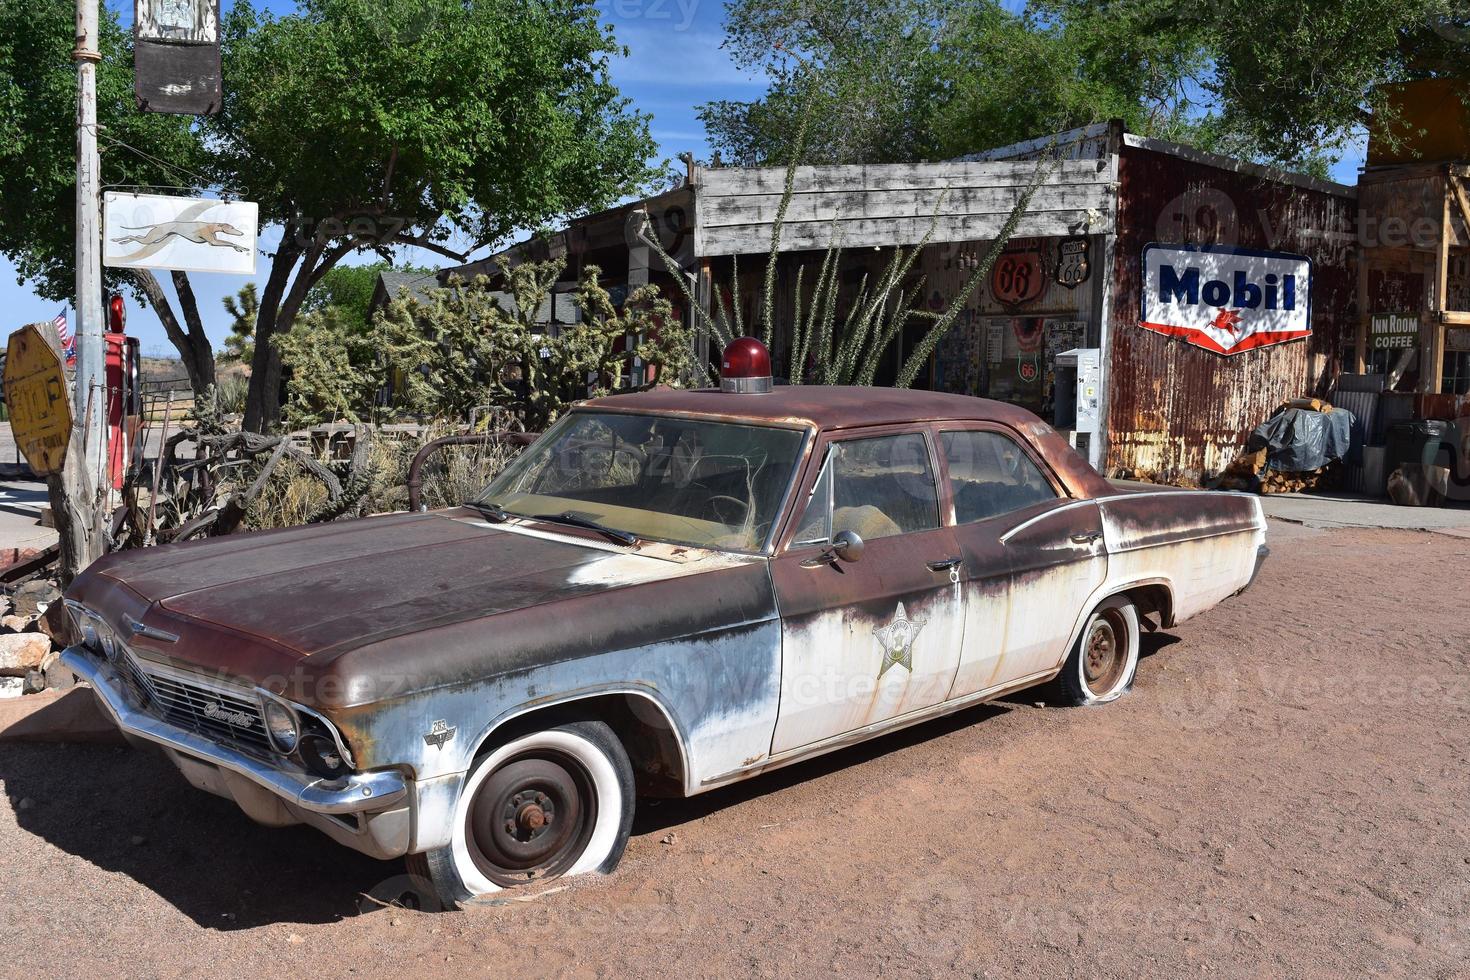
{"left": 103, "top": 192, "right": 258, "bottom": 275}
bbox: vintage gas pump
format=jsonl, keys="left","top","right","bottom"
{"left": 104, "top": 294, "right": 142, "bottom": 491}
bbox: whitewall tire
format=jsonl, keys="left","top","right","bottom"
{"left": 408, "top": 720, "right": 634, "bottom": 909}
{"left": 1058, "top": 595, "right": 1140, "bottom": 706}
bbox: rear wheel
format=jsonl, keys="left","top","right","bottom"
{"left": 1058, "top": 595, "right": 1139, "bottom": 706}
{"left": 407, "top": 720, "right": 634, "bottom": 909}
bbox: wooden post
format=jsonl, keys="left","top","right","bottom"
{"left": 1429, "top": 168, "right": 1452, "bottom": 393}
{"left": 1354, "top": 250, "right": 1369, "bottom": 375}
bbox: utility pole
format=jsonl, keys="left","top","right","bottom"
{"left": 53, "top": 0, "right": 107, "bottom": 577}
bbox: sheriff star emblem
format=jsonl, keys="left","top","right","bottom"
{"left": 874, "top": 602, "right": 926, "bottom": 678}
{"left": 423, "top": 719, "right": 456, "bottom": 750}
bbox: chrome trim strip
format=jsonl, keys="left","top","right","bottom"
{"left": 998, "top": 498, "right": 1099, "bottom": 545}
{"left": 701, "top": 666, "right": 1059, "bottom": 786}
{"left": 123, "top": 612, "right": 177, "bottom": 643}
{"left": 62, "top": 646, "right": 405, "bottom": 816}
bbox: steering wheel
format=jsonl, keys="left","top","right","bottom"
{"left": 707, "top": 494, "right": 751, "bottom": 526}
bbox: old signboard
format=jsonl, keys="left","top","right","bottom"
{"left": 1369, "top": 312, "right": 1419, "bottom": 350}
{"left": 1054, "top": 237, "right": 1091, "bottom": 288}
{"left": 3, "top": 326, "right": 72, "bottom": 476}
{"left": 1139, "top": 243, "right": 1313, "bottom": 356}
{"left": 135, "top": 0, "right": 222, "bottom": 114}
{"left": 990, "top": 245, "right": 1045, "bottom": 306}
{"left": 103, "top": 192, "right": 258, "bottom": 275}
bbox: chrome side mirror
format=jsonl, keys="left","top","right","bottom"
{"left": 831, "top": 529, "right": 865, "bottom": 563}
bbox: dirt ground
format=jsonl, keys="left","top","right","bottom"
{"left": 1, "top": 519, "right": 1467, "bottom": 978}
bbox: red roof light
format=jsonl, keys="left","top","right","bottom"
{"left": 107, "top": 294, "right": 126, "bottom": 334}
{"left": 720, "top": 337, "right": 773, "bottom": 393}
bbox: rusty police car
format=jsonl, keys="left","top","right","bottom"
{"left": 63, "top": 339, "right": 1268, "bottom": 907}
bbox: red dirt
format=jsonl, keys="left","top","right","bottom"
{"left": 2, "top": 519, "right": 1467, "bottom": 976}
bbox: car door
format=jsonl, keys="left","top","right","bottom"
{"left": 938, "top": 426, "right": 1108, "bottom": 698}
{"left": 770, "top": 426, "right": 966, "bottom": 755}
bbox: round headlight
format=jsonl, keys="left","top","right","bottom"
{"left": 261, "top": 699, "right": 300, "bottom": 754}
{"left": 95, "top": 621, "right": 118, "bottom": 663}
{"left": 300, "top": 733, "right": 350, "bottom": 780}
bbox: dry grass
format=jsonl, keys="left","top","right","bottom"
{"left": 239, "top": 426, "right": 526, "bottom": 531}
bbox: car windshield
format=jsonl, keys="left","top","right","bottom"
{"left": 477, "top": 412, "right": 807, "bottom": 553}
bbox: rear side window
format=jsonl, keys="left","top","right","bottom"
{"left": 941, "top": 430, "right": 1057, "bottom": 524}
{"left": 824, "top": 432, "right": 940, "bottom": 540}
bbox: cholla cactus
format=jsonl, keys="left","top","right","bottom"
{"left": 276, "top": 257, "right": 692, "bottom": 431}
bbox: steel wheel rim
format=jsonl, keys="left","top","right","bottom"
{"left": 466, "top": 750, "right": 597, "bottom": 886}
{"left": 1082, "top": 609, "right": 1129, "bottom": 697}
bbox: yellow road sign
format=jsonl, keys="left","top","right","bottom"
{"left": 3, "top": 325, "right": 72, "bottom": 476}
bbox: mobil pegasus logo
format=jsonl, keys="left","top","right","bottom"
{"left": 1140, "top": 243, "right": 1313, "bottom": 355}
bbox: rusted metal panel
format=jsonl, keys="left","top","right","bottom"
{"left": 1105, "top": 144, "right": 1359, "bottom": 483}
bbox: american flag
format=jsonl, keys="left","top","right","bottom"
{"left": 53, "top": 309, "right": 76, "bottom": 366}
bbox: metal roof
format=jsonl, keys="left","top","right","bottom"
{"left": 579, "top": 384, "right": 1044, "bottom": 431}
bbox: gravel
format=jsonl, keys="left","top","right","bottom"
{"left": 0, "top": 519, "right": 1466, "bottom": 976}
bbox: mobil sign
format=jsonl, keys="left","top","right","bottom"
{"left": 1140, "top": 243, "right": 1312, "bottom": 355}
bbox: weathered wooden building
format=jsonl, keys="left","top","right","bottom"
{"left": 449, "top": 121, "right": 1362, "bottom": 483}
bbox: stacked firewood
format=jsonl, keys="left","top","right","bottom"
{"left": 1214, "top": 448, "right": 1343, "bottom": 494}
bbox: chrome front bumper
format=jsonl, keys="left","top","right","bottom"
{"left": 61, "top": 645, "right": 407, "bottom": 816}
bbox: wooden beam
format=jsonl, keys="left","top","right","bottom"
{"left": 1429, "top": 177, "right": 1452, "bottom": 392}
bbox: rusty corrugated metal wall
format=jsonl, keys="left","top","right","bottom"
{"left": 1106, "top": 145, "right": 1359, "bottom": 483}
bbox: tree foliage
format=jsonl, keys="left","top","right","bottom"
{"left": 702, "top": 0, "right": 1469, "bottom": 170}
{"left": 275, "top": 260, "right": 692, "bottom": 431}
{"left": 0, "top": 0, "right": 204, "bottom": 299}
{"left": 1, "top": 0, "right": 657, "bottom": 431}
{"left": 221, "top": 284, "right": 258, "bottom": 363}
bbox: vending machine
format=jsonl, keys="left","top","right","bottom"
{"left": 1053, "top": 348, "right": 1102, "bottom": 471}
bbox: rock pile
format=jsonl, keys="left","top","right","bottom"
{"left": 0, "top": 578, "right": 74, "bottom": 700}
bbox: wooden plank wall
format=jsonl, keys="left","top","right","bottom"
{"left": 693, "top": 161, "right": 1115, "bottom": 257}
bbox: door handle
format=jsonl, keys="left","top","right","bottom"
{"left": 1069, "top": 531, "right": 1103, "bottom": 545}
{"left": 926, "top": 557, "right": 963, "bottom": 572}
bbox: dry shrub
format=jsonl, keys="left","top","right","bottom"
{"left": 245, "top": 456, "right": 332, "bottom": 530}
{"left": 237, "top": 427, "right": 528, "bottom": 531}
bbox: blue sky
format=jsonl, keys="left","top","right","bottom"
{"left": 4, "top": 0, "right": 1365, "bottom": 357}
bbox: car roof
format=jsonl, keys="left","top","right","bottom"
{"left": 578, "top": 385, "right": 1044, "bottom": 432}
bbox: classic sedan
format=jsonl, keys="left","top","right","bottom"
{"left": 63, "top": 343, "right": 1268, "bottom": 908}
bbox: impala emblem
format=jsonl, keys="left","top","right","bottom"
{"left": 424, "top": 720, "right": 456, "bottom": 750}
{"left": 874, "top": 602, "right": 926, "bottom": 678}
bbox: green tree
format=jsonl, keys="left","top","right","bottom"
{"left": 0, "top": 0, "right": 215, "bottom": 391}
{"left": 221, "top": 283, "right": 258, "bottom": 364}
{"left": 1, "top": 0, "right": 656, "bottom": 431}
{"left": 304, "top": 262, "right": 435, "bottom": 330}
{"left": 702, "top": 0, "right": 1468, "bottom": 170}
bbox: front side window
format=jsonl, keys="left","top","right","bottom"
{"left": 479, "top": 412, "right": 805, "bottom": 552}
{"left": 793, "top": 432, "right": 939, "bottom": 543}
{"left": 941, "top": 430, "right": 1058, "bottom": 524}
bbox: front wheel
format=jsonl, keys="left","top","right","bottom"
{"left": 407, "top": 720, "right": 635, "bottom": 909}
{"left": 1057, "top": 595, "right": 1140, "bottom": 706}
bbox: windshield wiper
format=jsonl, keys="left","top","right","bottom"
{"left": 531, "top": 511, "right": 639, "bottom": 547}
{"left": 461, "top": 500, "right": 511, "bottom": 523}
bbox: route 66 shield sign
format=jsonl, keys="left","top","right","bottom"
{"left": 1055, "top": 237, "right": 1090, "bottom": 289}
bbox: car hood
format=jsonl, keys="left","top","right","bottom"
{"left": 69, "top": 509, "right": 764, "bottom": 690}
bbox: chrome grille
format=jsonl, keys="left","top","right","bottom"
{"left": 121, "top": 648, "right": 271, "bottom": 755}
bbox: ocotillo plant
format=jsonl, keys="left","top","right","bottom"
{"left": 641, "top": 143, "right": 1058, "bottom": 388}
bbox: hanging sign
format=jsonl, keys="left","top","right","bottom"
{"left": 1368, "top": 312, "right": 1419, "bottom": 350}
{"left": 3, "top": 326, "right": 72, "bottom": 476}
{"left": 1139, "top": 243, "right": 1312, "bottom": 355}
{"left": 1055, "top": 238, "right": 1091, "bottom": 289}
{"left": 104, "top": 192, "right": 258, "bottom": 275}
{"left": 135, "top": 0, "right": 222, "bottom": 114}
{"left": 990, "top": 246, "right": 1045, "bottom": 306}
